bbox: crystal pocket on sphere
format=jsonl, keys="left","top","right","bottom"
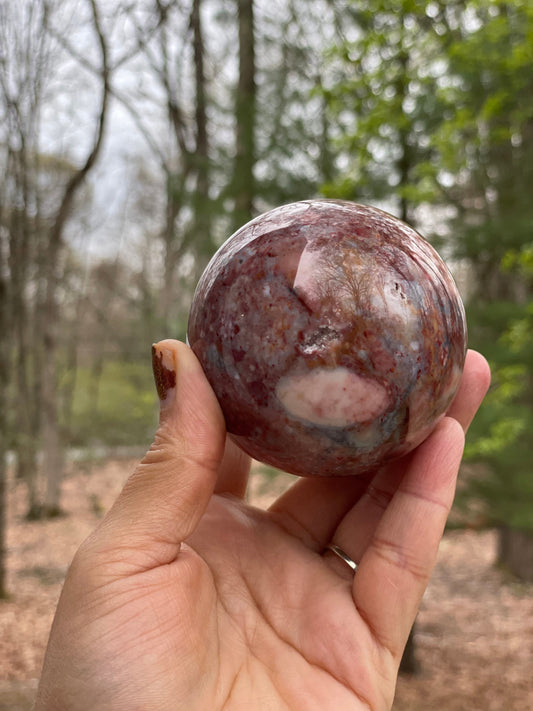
{"left": 187, "top": 200, "right": 467, "bottom": 477}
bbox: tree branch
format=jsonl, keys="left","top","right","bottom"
{"left": 48, "top": 0, "right": 110, "bottom": 246}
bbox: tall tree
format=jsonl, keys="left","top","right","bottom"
{"left": 321, "top": 0, "right": 447, "bottom": 225}
{"left": 0, "top": 0, "right": 115, "bottom": 517}
{"left": 39, "top": 0, "right": 111, "bottom": 516}
{"left": 113, "top": 0, "right": 220, "bottom": 334}
{"left": 189, "top": 0, "right": 212, "bottom": 262}
{"left": 436, "top": 0, "right": 533, "bottom": 577}
{"left": 254, "top": 0, "right": 342, "bottom": 205}
{"left": 0, "top": 0, "right": 57, "bottom": 516}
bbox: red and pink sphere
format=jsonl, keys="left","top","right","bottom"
{"left": 188, "top": 200, "right": 467, "bottom": 477}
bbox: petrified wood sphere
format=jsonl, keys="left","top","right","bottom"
{"left": 187, "top": 200, "right": 467, "bottom": 477}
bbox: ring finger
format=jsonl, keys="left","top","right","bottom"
{"left": 323, "top": 349, "right": 490, "bottom": 575}
{"left": 322, "top": 459, "right": 408, "bottom": 577}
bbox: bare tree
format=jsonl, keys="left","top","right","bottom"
{"left": 0, "top": 0, "right": 57, "bottom": 516}
{"left": 119, "top": 0, "right": 218, "bottom": 333}
{"left": 188, "top": 0, "right": 212, "bottom": 263}
{"left": 39, "top": 0, "right": 111, "bottom": 516}
{"left": 0, "top": 0, "right": 113, "bottom": 517}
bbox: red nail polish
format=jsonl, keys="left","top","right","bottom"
{"left": 152, "top": 344, "right": 177, "bottom": 405}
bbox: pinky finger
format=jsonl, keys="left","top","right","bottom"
{"left": 352, "top": 417, "right": 465, "bottom": 662}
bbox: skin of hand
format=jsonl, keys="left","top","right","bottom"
{"left": 34, "top": 341, "right": 490, "bottom": 711}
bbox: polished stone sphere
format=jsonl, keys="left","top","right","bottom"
{"left": 187, "top": 200, "right": 467, "bottom": 477}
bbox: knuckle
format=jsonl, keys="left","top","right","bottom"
{"left": 372, "top": 535, "right": 431, "bottom": 584}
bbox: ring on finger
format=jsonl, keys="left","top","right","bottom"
{"left": 323, "top": 543, "right": 358, "bottom": 574}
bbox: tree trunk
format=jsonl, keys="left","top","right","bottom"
{"left": 0, "top": 454, "right": 6, "bottom": 599}
{"left": 41, "top": 330, "right": 64, "bottom": 518}
{"left": 318, "top": 78, "right": 334, "bottom": 186}
{"left": 159, "top": 172, "right": 182, "bottom": 333}
{"left": 7, "top": 152, "right": 42, "bottom": 518}
{"left": 14, "top": 311, "right": 40, "bottom": 518}
{"left": 0, "top": 261, "right": 8, "bottom": 597}
{"left": 190, "top": 0, "right": 213, "bottom": 266}
{"left": 232, "top": 0, "right": 256, "bottom": 229}
{"left": 40, "top": 0, "right": 110, "bottom": 516}
{"left": 40, "top": 236, "right": 63, "bottom": 517}
{"left": 498, "top": 526, "right": 533, "bottom": 581}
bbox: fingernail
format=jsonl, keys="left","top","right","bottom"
{"left": 152, "top": 344, "right": 177, "bottom": 408}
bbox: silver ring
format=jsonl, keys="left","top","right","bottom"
{"left": 324, "top": 544, "right": 358, "bottom": 573}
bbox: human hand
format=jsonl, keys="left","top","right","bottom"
{"left": 35, "top": 341, "right": 490, "bottom": 711}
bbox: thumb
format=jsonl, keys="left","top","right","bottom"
{"left": 94, "top": 339, "right": 226, "bottom": 570}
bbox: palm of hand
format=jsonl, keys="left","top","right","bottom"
{"left": 76, "top": 493, "right": 391, "bottom": 711}
{"left": 189, "top": 496, "right": 387, "bottom": 710}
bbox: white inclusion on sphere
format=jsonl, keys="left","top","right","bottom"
{"left": 275, "top": 367, "right": 390, "bottom": 427}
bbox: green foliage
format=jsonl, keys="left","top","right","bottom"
{"left": 464, "top": 364, "right": 527, "bottom": 459}
{"left": 464, "top": 292, "right": 533, "bottom": 530}
{"left": 324, "top": 0, "right": 533, "bottom": 531}
{"left": 66, "top": 361, "right": 157, "bottom": 449}
{"left": 502, "top": 245, "right": 533, "bottom": 280}
{"left": 321, "top": 0, "right": 448, "bottom": 216}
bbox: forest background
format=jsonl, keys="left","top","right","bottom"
{"left": 1, "top": 0, "right": 532, "bottom": 616}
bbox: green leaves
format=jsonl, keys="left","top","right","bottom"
{"left": 324, "top": 0, "right": 533, "bottom": 531}
{"left": 322, "top": 1, "right": 456, "bottom": 219}
{"left": 68, "top": 361, "right": 157, "bottom": 448}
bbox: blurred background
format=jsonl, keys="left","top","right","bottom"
{"left": 0, "top": 1, "right": 532, "bottom": 709}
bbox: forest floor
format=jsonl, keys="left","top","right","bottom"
{"left": 1, "top": 458, "right": 532, "bottom": 711}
